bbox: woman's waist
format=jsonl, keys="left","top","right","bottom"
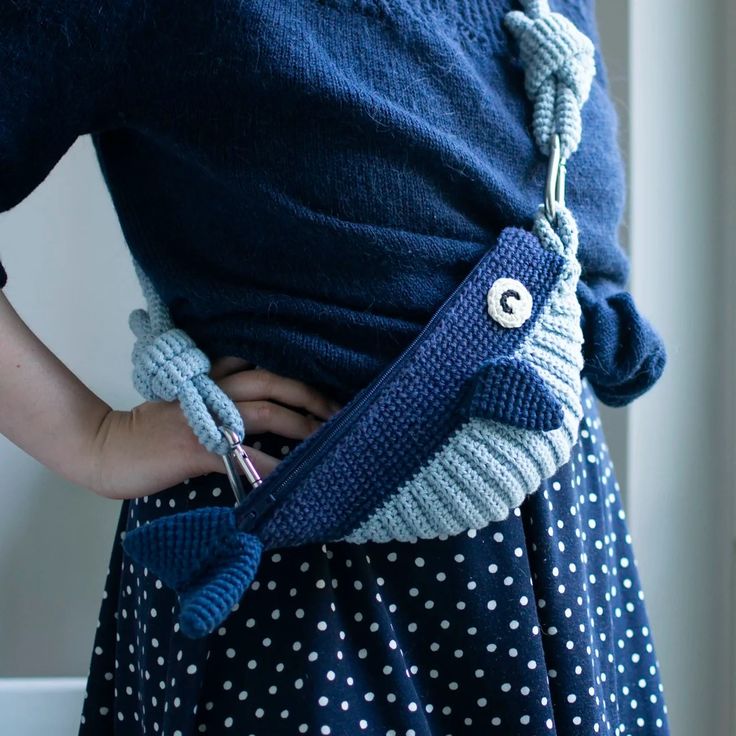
{"left": 187, "top": 315, "right": 418, "bottom": 406}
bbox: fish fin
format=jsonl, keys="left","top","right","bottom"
{"left": 178, "top": 532, "right": 263, "bottom": 638}
{"left": 122, "top": 506, "right": 239, "bottom": 590}
{"left": 459, "top": 356, "right": 564, "bottom": 431}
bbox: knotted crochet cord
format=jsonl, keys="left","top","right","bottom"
{"left": 126, "top": 0, "right": 595, "bottom": 461}
{"left": 128, "top": 258, "right": 244, "bottom": 456}
{"left": 504, "top": 0, "right": 596, "bottom": 163}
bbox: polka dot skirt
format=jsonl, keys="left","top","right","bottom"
{"left": 78, "top": 378, "right": 670, "bottom": 735}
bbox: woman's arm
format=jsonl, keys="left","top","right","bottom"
{"left": 0, "top": 288, "right": 113, "bottom": 491}
{"left": 0, "top": 4, "right": 344, "bottom": 500}
{"left": 0, "top": 288, "right": 201, "bottom": 499}
{"left": 0, "top": 289, "right": 342, "bottom": 499}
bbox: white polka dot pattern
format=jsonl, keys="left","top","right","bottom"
{"left": 78, "top": 380, "right": 669, "bottom": 735}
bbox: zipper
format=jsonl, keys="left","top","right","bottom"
{"left": 234, "top": 240, "right": 499, "bottom": 533}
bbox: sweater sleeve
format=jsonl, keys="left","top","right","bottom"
{"left": 572, "top": 183, "right": 668, "bottom": 409}
{"left": 0, "top": 0, "right": 139, "bottom": 287}
{"left": 577, "top": 279, "right": 666, "bottom": 408}
{"left": 570, "top": 161, "right": 667, "bottom": 409}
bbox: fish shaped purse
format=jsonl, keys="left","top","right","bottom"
{"left": 122, "top": 0, "right": 596, "bottom": 638}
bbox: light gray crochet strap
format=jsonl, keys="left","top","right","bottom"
{"left": 504, "top": 0, "right": 596, "bottom": 164}
{"left": 128, "top": 258, "right": 244, "bottom": 456}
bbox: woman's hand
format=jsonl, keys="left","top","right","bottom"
{"left": 86, "top": 361, "right": 343, "bottom": 500}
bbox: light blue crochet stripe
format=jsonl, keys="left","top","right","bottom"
{"left": 344, "top": 206, "right": 584, "bottom": 544}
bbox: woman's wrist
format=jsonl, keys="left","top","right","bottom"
{"left": 83, "top": 399, "right": 225, "bottom": 500}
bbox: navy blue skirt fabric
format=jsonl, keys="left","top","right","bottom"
{"left": 78, "top": 378, "right": 670, "bottom": 735}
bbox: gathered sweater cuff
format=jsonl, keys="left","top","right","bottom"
{"left": 577, "top": 280, "right": 667, "bottom": 407}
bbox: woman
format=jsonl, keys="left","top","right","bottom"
{"left": 0, "top": 0, "right": 669, "bottom": 733}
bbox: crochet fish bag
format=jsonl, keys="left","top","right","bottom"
{"left": 123, "top": 0, "right": 596, "bottom": 638}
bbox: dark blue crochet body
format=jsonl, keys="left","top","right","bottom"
{"left": 237, "top": 227, "right": 564, "bottom": 548}
{"left": 0, "top": 0, "right": 665, "bottom": 406}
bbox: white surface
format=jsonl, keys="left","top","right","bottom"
{"left": 0, "top": 678, "right": 86, "bottom": 735}
{"left": 722, "top": 0, "right": 736, "bottom": 729}
{"left": 0, "top": 137, "right": 136, "bottom": 676}
{"left": 628, "top": 0, "right": 733, "bottom": 734}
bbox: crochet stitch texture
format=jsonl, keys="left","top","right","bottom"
{"left": 124, "top": 212, "right": 584, "bottom": 636}
{"left": 344, "top": 208, "right": 585, "bottom": 544}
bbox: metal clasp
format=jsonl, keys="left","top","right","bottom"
{"left": 219, "top": 426, "right": 263, "bottom": 505}
{"left": 545, "top": 133, "right": 566, "bottom": 224}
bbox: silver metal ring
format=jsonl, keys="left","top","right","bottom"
{"left": 545, "top": 133, "right": 566, "bottom": 224}
{"left": 219, "top": 425, "right": 263, "bottom": 505}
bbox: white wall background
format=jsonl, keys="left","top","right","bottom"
{"left": 0, "top": 2, "right": 733, "bottom": 734}
{"left": 627, "top": 1, "right": 734, "bottom": 735}
{"left": 593, "top": 0, "right": 630, "bottom": 498}
{"left": 723, "top": 0, "right": 736, "bottom": 728}
{"left": 0, "top": 138, "right": 138, "bottom": 677}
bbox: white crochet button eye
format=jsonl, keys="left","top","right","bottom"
{"left": 487, "top": 278, "right": 533, "bottom": 328}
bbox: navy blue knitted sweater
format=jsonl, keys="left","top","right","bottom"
{"left": 0, "top": 0, "right": 665, "bottom": 407}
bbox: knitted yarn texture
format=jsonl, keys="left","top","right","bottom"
{"left": 505, "top": 0, "right": 596, "bottom": 161}
{"left": 124, "top": 214, "right": 582, "bottom": 637}
{"left": 127, "top": 0, "right": 596, "bottom": 471}
{"left": 0, "top": 0, "right": 666, "bottom": 407}
{"left": 128, "top": 259, "right": 243, "bottom": 456}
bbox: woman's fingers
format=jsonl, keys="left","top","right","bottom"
{"left": 215, "top": 366, "right": 341, "bottom": 421}
{"left": 208, "top": 356, "right": 256, "bottom": 381}
{"left": 236, "top": 399, "right": 326, "bottom": 439}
